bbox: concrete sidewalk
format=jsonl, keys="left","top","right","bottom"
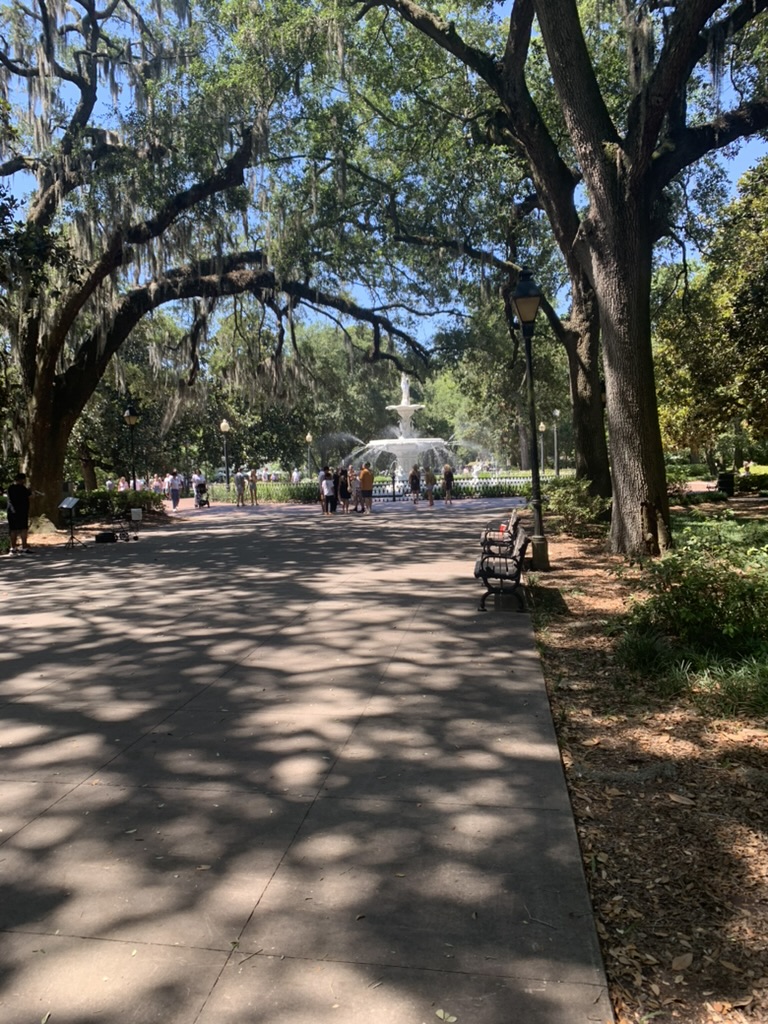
{"left": 0, "top": 501, "right": 613, "bottom": 1024}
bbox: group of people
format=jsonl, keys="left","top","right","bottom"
{"left": 233, "top": 468, "right": 259, "bottom": 507}
{"left": 318, "top": 463, "right": 373, "bottom": 515}
{"left": 317, "top": 462, "right": 454, "bottom": 514}
{"left": 105, "top": 471, "right": 184, "bottom": 506}
{"left": 406, "top": 464, "right": 455, "bottom": 506}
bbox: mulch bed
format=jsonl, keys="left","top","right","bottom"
{"left": 528, "top": 502, "right": 768, "bottom": 1024}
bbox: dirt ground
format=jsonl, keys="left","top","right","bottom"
{"left": 531, "top": 500, "right": 768, "bottom": 1024}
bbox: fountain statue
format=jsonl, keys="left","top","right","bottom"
{"left": 347, "top": 374, "right": 454, "bottom": 475}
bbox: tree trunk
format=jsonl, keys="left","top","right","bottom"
{"left": 79, "top": 441, "right": 98, "bottom": 491}
{"left": 594, "top": 206, "right": 671, "bottom": 556}
{"left": 25, "top": 393, "right": 74, "bottom": 525}
{"left": 560, "top": 283, "right": 611, "bottom": 498}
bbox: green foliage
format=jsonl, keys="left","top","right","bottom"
{"left": 617, "top": 518, "right": 768, "bottom": 677}
{"left": 544, "top": 477, "right": 611, "bottom": 534}
{"left": 253, "top": 480, "right": 319, "bottom": 504}
{"left": 667, "top": 656, "right": 768, "bottom": 717}
{"left": 73, "top": 490, "right": 165, "bottom": 520}
{"left": 737, "top": 472, "right": 768, "bottom": 493}
{"left": 453, "top": 479, "right": 529, "bottom": 500}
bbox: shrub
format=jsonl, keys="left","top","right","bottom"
{"left": 737, "top": 471, "right": 768, "bottom": 493}
{"left": 544, "top": 477, "right": 611, "bottom": 534}
{"left": 73, "top": 489, "right": 165, "bottom": 520}
{"left": 617, "top": 520, "right": 768, "bottom": 669}
{"left": 666, "top": 465, "right": 690, "bottom": 502}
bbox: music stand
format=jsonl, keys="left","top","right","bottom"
{"left": 60, "top": 497, "right": 85, "bottom": 548}
{"left": 130, "top": 507, "right": 142, "bottom": 540}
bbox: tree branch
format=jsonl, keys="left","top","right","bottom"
{"left": 58, "top": 261, "right": 427, "bottom": 416}
{"left": 653, "top": 98, "right": 768, "bottom": 187}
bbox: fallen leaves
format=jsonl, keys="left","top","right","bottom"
{"left": 534, "top": 528, "right": 768, "bottom": 1024}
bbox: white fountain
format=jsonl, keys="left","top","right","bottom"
{"left": 347, "top": 373, "right": 455, "bottom": 474}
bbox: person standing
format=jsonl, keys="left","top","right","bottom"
{"left": 248, "top": 469, "right": 258, "bottom": 506}
{"left": 168, "top": 470, "right": 183, "bottom": 511}
{"left": 424, "top": 466, "right": 436, "bottom": 507}
{"left": 6, "top": 472, "right": 34, "bottom": 555}
{"left": 234, "top": 467, "right": 246, "bottom": 507}
{"left": 320, "top": 468, "right": 336, "bottom": 514}
{"left": 359, "top": 462, "right": 374, "bottom": 513}
{"left": 349, "top": 467, "right": 362, "bottom": 512}
{"left": 443, "top": 463, "right": 454, "bottom": 505}
{"left": 318, "top": 466, "right": 329, "bottom": 514}
{"left": 408, "top": 464, "right": 421, "bottom": 504}
{"left": 338, "top": 467, "right": 350, "bottom": 513}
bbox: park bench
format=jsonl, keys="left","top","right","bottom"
{"left": 479, "top": 510, "right": 521, "bottom": 553}
{"left": 474, "top": 524, "right": 529, "bottom": 611}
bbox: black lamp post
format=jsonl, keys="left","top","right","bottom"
{"left": 512, "top": 267, "right": 550, "bottom": 571}
{"left": 553, "top": 408, "right": 560, "bottom": 477}
{"left": 123, "top": 403, "right": 139, "bottom": 490}
{"left": 220, "top": 419, "right": 231, "bottom": 495}
{"left": 305, "top": 432, "right": 313, "bottom": 478}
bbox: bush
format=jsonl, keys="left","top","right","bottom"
{"left": 73, "top": 489, "right": 165, "bottom": 520}
{"left": 737, "top": 471, "right": 768, "bottom": 493}
{"left": 544, "top": 477, "right": 611, "bottom": 534}
{"left": 617, "top": 520, "right": 768, "bottom": 672}
{"left": 254, "top": 480, "right": 319, "bottom": 504}
{"left": 454, "top": 478, "right": 530, "bottom": 500}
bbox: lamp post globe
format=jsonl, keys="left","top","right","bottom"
{"left": 512, "top": 267, "right": 550, "bottom": 571}
{"left": 123, "top": 403, "right": 139, "bottom": 490}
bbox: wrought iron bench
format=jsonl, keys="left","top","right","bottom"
{"left": 474, "top": 527, "right": 529, "bottom": 611}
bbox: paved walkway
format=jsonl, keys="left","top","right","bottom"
{"left": 0, "top": 500, "right": 613, "bottom": 1024}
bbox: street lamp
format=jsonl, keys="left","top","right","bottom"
{"left": 512, "top": 267, "right": 550, "bottom": 571}
{"left": 220, "top": 419, "right": 231, "bottom": 494}
{"left": 123, "top": 403, "right": 139, "bottom": 490}
{"left": 552, "top": 409, "right": 560, "bottom": 477}
{"left": 539, "top": 421, "right": 547, "bottom": 472}
{"left": 305, "top": 432, "right": 313, "bottom": 478}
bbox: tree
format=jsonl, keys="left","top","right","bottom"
{"left": 356, "top": 0, "right": 768, "bottom": 553}
{"left": 0, "top": 0, "right": 422, "bottom": 519}
{"left": 655, "top": 157, "right": 768, "bottom": 465}
{"left": 257, "top": 7, "right": 611, "bottom": 494}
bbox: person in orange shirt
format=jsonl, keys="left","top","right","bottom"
{"left": 359, "top": 462, "right": 374, "bottom": 513}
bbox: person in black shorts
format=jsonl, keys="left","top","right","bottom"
{"left": 408, "top": 464, "right": 421, "bottom": 504}
{"left": 6, "top": 472, "right": 33, "bottom": 555}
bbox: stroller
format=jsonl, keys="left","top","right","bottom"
{"left": 194, "top": 481, "right": 210, "bottom": 508}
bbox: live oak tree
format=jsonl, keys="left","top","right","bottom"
{"left": 356, "top": 0, "right": 768, "bottom": 554}
{"left": 0, "top": 0, "right": 421, "bottom": 521}
{"left": 259, "top": 7, "right": 612, "bottom": 494}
